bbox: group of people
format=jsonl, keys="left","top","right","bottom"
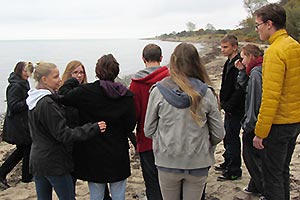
{"left": 215, "top": 3, "right": 300, "bottom": 200}
{"left": 0, "top": 3, "right": 299, "bottom": 200}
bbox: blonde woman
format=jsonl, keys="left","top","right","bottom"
{"left": 144, "top": 43, "right": 225, "bottom": 200}
{"left": 26, "top": 62, "right": 106, "bottom": 199}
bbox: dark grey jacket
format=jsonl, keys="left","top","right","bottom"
{"left": 237, "top": 66, "right": 262, "bottom": 133}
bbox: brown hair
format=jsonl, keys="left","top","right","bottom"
{"left": 142, "top": 44, "right": 162, "bottom": 62}
{"left": 95, "top": 54, "right": 119, "bottom": 81}
{"left": 254, "top": 3, "right": 286, "bottom": 30}
{"left": 14, "top": 61, "right": 26, "bottom": 78}
{"left": 169, "top": 42, "right": 212, "bottom": 125}
{"left": 221, "top": 34, "right": 238, "bottom": 46}
{"left": 61, "top": 60, "right": 87, "bottom": 84}
{"left": 242, "top": 44, "right": 264, "bottom": 57}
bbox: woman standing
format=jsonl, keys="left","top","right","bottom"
{"left": 1, "top": 62, "right": 34, "bottom": 189}
{"left": 144, "top": 43, "right": 225, "bottom": 200}
{"left": 235, "top": 44, "right": 264, "bottom": 197}
{"left": 60, "top": 54, "right": 136, "bottom": 200}
{"left": 26, "top": 62, "right": 106, "bottom": 199}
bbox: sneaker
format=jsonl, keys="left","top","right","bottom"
{"left": 242, "top": 186, "right": 261, "bottom": 196}
{"left": 259, "top": 196, "right": 267, "bottom": 200}
{"left": 0, "top": 177, "right": 10, "bottom": 189}
{"left": 214, "top": 164, "right": 227, "bottom": 172}
{"left": 217, "top": 173, "right": 241, "bottom": 181}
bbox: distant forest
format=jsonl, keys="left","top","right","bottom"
{"left": 156, "top": 0, "right": 300, "bottom": 43}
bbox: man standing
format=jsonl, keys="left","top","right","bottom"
{"left": 216, "top": 35, "right": 245, "bottom": 181}
{"left": 129, "top": 44, "right": 169, "bottom": 200}
{"left": 253, "top": 3, "right": 300, "bottom": 200}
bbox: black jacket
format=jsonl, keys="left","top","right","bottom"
{"left": 219, "top": 54, "right": 245, "bottom": 116}
{"left": 2, "top": 72, "right": 31, "bottom": 145}
{"left": 27, "top": 93, "right": 100, "bottom": 176}
{"left": 60, "top": 79, "right": 136, "bottom": 183}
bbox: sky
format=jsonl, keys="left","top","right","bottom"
{"left": 0, "top": 0, "right": 279, "bottom": 40}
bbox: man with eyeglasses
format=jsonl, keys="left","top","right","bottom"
{"left": 253, "top": 3, "right": 300, "bottom": 200}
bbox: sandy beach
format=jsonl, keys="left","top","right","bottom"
{"left": 0, "top": 50, "right": 300, "bottom": 200}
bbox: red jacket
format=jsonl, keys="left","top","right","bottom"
{"left": 129, "top": 66, "right": 169, "bottom": 152}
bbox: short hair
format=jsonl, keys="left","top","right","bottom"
{"left": 14, "top": 61, "right": 26, "bottom": 78}
{"left": 95, "top": 54, "right": 119, "bottom": 81}
{"left": 142, "top": 44, "right": 162, "bottom": 62}
{"left": 242, "top": 44, "right": 264, "bottom": 57}
{"left": 221, "top": 34, "right": 238, "bottom": 47}
{"left": 33, "top": 62, "right": 57, "bottom": 83}
{"left": 61, "top": 60, "right": 87, "bottom": 84}
{"left": 254, "top": 3, "right": 286, "bottom": 30}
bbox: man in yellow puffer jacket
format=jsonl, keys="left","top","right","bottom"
{"left": 253, "top": 3, "right": 300, "bottom": 200}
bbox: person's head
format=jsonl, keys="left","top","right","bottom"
{"left": 240, "top": 44, "right": 264, "bottom": 67}
{"left": 33, "top": 62, "right": 61, "bottom": 92}
{"left": 61, "top": 60, "right": 87, "bottom": 84}
{"left": 95, "top": 54, "right": 119, "bottom": 81}
{"left": 254, "top": 3, "right": 286, "bottom": 41}
{"left": 142, "top": 44, "right": 162, "bottom": 65}
{"left": 24, "top": 62, "right": 34, "bottom": 77}
{"left": 220, "top": 34, "right": 239, "bottom": 59}
{"left": 169, "top": 42, "right": 212, "bottom": 125}
{"left": 14, "top": 61, "right": 31, "bottom": 80}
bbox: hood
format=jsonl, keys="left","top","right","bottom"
{"left": 100, "top": 80, "right": 129, "bottom": 99}
{"left": 131, "top": 66, "right": 169, "bottom": 85}
{"left": 8, "top": 72, "right": 30, "bottom": 89}
{"left": 26, "top": 88, "right": 51, "bottom": 110}
{"left": 156, "top": 77, "right": 208, "bottom": 108}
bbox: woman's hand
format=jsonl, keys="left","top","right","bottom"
{"left": 98, "top": 121, "right": 106, "bottom": 133}
{"left": 235, "top": 59, "right": 245, "bottom": 70}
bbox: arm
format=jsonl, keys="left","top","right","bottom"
{"left": 206, "top": 89, "right": 225, "bottom": 145}
{"left": 144, "top": 87, "right": 161, "bottom": 138}
{"left": 58, "top": 78, "right": 79, "bottom": 95}
{"left": 7, "top": 84, "right": 28, "bottom": 113}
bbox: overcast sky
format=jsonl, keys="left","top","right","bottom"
{"left": 0, "top": 0, "right": 279, "bottom": 40}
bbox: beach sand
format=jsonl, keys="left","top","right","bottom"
{"left": 0, "top": 53, "right": 299, "bottom": 200}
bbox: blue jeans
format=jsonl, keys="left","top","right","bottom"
{"left": 223, "top": 113, "right": 242, "bottom": 175}
{"left": 34, "top": 174, "right": 75, "bottom": 200}
{"left": 262, "top": 123, "right": 300, "bottom": 200}
{"left": 88, "top": 179, "right": 126, "bottom": 200}
{"left": 139, "top": 150, "right": 163, "bottom": 200}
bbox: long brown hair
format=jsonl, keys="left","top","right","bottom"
{"left": 169, "top": 42, "right": 212, "bottom": 125}
{"left": 61, "top": 60, "right": 87, "bottom": 84}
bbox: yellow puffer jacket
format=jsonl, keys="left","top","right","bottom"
{"left": 255, "top": 29, "right": 300, "bottom": 138}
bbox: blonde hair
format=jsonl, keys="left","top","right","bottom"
{"left": 61, "top": 60, "right": 87, "bottom": 85}
{"left": 33, "top": 62, "right": 57, "bottom": 83}
{"left": 24, "top": 62, "right": 34, "bottom": 76}
{"left": 170, "top": 43, "right": 212, "bottom": 125}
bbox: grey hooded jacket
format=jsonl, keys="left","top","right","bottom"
{"left": 144, "top": 77, "right": 225, "bottom": 169}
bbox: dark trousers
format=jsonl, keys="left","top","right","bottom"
{"left": 0, "top": 144, "right": 32, "bottom": 181}
{"left": 139, "top": 150, "right": 163, "bottom": 200}
{"left": 223, "top": 114, "right": 242, "bottom": 174}
{"left": 242, "top": 130, "right": 264, "bottom": 194}
{"left": 262, "top": 123, "right": 300, "bottom": 200}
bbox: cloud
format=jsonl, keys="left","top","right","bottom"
{"left": 0, "top": 0, "right": 277, "bottom": 39}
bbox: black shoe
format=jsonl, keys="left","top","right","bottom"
{"left": 22, "top": 178, "right": 33, "bottom": 183}
{"left": 217, "top": 173, "right": 241, "bottom": 181}
{"left": 214, "top": 164, "right": 227, "bottom": 172}
{"left": 0, "top": 177, "right": 10, "bottom": 189}
{"left": 243, "top": 186, "right": 261, "bottom": 196}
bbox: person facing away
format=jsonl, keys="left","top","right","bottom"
{"left": 129, "top": 43, "right": 169, "bottom": 200}
{"left": 252, "top": 3, "right": 300, "bottom": 200}
{"left": 235, "top": 44, "right": 264, "bottom": 197}
{"left": 26, "top": 62, "right": 106, "bottom": 200}
{"left": 215, "top": 34, "right": 245, "bottom": 181}
{"left": 58, "top": 60, "right": 112, "bottom": 200}
{"left": 60, "top": 54, "right": 136, "bottom": 200}
{"left": 144, "top": 42, "right": 225, "bottom": 200}
{"left": 0, "top": 61, "right": 34, "bottom": 189}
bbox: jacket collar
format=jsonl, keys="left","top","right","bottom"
{"left": 268, "top": 29, "right": 287, "bottom": 44}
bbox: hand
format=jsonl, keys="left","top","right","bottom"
{"left": 235, "top": 59, "right": 245, "bottom": 70}
{"left": 98, "top": 121, "right": 106, "bottom": 133}
{"left": 253, "top": 135, "right": 264, "bottom": 149}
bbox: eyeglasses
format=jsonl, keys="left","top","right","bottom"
{"left": 255, "top": 22, "right": 265, "bottom": 29}
{"left": 71, "top": 71, "right": 85, "bottom": 76}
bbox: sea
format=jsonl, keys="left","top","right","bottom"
{"left": 0, "top": 39, "right": 204, "bottom": 113}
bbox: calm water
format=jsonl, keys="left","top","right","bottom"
{"left": 0, "top": 39, "right": 204, "bottom": 113}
